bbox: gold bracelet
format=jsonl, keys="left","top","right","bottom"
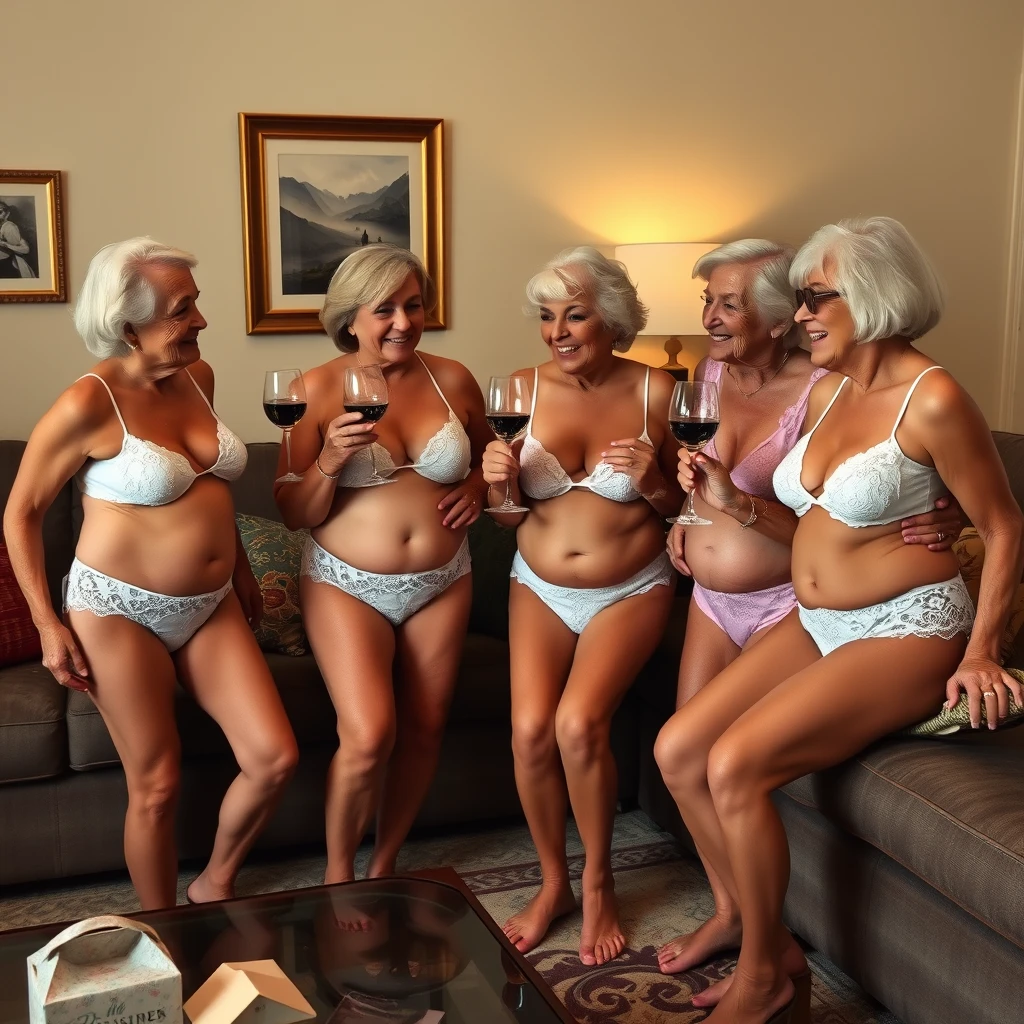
{"left": 740, "top": 494, "right": 764, "bottom": 529}
{"left": 315, "top": 456, "right": 340, "bottom": 481}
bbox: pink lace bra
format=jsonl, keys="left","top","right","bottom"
{"left": 702, "top": 358, "right": 828, "bottom": 500}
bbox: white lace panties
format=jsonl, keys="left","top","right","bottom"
{"left": 301, "top": 536, "right": 471, "bottom": 626}
{"left": 798, "top": 574, "right": 974, "bottom": 656}
{"left": 65, "top": 559, "right": 233, "bottom": 652}
{"left": 511, "top": 550, "right": 674, "bottom": 635}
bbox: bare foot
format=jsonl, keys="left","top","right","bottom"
{"left": 657, "top": 911, "right": 741, "bottom": 975}
{"left": 502, "top": 880, "right": 577, "bottom": 954}
{"left": 186, "top": 871, "right": 234, "bottom": 904}
{"left": 366, "top": 855, "right": 396, "bottom": 879}
{"left": 693, "top": 934, "right": 806, "bottom": 1009}
{"left": 328, "top": 890, "right": 374, "bottom": 932}
{"left": 579, "top": 884, "right": 625, "bottom": 966}
{"left": 702, "top": 967, "right": 797, "bottom": 1024}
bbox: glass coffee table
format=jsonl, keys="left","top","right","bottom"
{"left": 0, "top": 867, "right": 575, "bottom": 1023}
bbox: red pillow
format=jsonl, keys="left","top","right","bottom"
{"left": 0, "top": 541, "right": 42, "bottom": 667}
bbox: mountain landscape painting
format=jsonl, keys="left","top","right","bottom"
{"left": 277, "top": 153, "right": 411, "bottom": 294}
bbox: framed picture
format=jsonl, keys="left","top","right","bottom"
{"left": 0, "top": 170, "right": 66, "bottom": 303}
{"left": 239, "top": 113, "right": 447, "bottom": 335}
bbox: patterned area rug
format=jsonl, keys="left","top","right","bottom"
{"left": 0, "top": 810, "right": 899, "bottom": 1023}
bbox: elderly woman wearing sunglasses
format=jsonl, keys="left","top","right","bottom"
{"left": 656, "top": 239, "right": 961, "bottom": 992}
{"left": 655, "top": 217, "right": 1023, "bottom": 1024}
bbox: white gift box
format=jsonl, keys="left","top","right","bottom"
{"left": 27, "top": 914, "right": 182, "bottom": 1024}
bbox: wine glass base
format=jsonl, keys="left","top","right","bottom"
{"left": 275, "top": 472, "right": 304, "bottom": 483}
{"left": 486, "top": 503, "right": 530, "bottom": 515}
{"left": 668, "top": 512, "right": 713, "bottom": 526}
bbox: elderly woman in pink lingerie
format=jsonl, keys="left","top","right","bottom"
{"left": 4, "top": 238, "right": 298, "bottom": 911}
{"left": 481, "top": 247, "right": 683, "bottom": 966}
{"left": 275, "top": 245, "right": 491, "bottom": 888}
{"left": 656, "top": 239, "right": 962, "bottom": 987}
{"left": 654, "top": 217, "right": 1023, "bottom": 1024}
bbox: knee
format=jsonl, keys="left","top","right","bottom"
{"left": 130, "top": 762, "right": 180, "bottom": 823}
{"left": 554, "top": 706, "right": 609, "bottom": 764}
{"left": 706, "top": 735, "right": 765, "bottom": 816}
{"left": 511, "top": 715, "right": 557, "bottom": 766}
{"left": 339, "top": 718, "right": 396, "bottom": 777}
{"left": 250, "top": 735, "right": 299, "bottom": 792}
{"left": 654, "top": 717, "right": 704, "bottom": 789}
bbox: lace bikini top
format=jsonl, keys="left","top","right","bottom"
{"left": 336, "top": 355, "right": 471, "bottom": 488}
{"left": 518, "top": 366, "right": 652, "bottom": 503}
{"left": 76, "top": 371, "right": 248, "bottom": 506}
{"left": 772, "top": 365, "right": 945, "bottom": 528}
{"left": 702, "top": 359, "right": 829, "bottom": 500}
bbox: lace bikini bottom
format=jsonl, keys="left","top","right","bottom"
{"left": 798, "top": 574, "right": 974, "bottom": 656}
{"left": 65, "top": 558, "right": 233, "bottom": 652}
{"left": 511, "top": 550, "right": 674, "bottom": 635}
{"left": 692, "top": 580, "right": 796, "bottom": 649}
{"left": 301, "top": 536, "right": 471, "bottom": 626}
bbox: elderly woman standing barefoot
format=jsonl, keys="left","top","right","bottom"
{"left": 483, "top": 247, "right": 683, "bottom": 965}
{"left": 655, "top": 217, "right": 1022, "bottom": 1024}
{"left": 4, "top": 238, "right": 298, "bottom": 910}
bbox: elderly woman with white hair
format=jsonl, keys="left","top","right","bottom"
{"left": 656, "top": 239, "right": 961, "bottom": 984}
{"left": 654, "top": 217, "right": 1023, "bottom": 1024}
{"left": 275, "top": 244, "right": 490, "bottom": 886}
{"left": 3, "top": 238, "right": 298, "bottom": 911}
{"left": 481, "top": 247, "right": 683, "bottom": 965}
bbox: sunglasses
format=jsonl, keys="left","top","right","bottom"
{"left": 794, "top": 288, "right": 841, "bottom": 314}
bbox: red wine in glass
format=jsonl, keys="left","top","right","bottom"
{"left": 263, "top": 369, "right": 307, "bottom": 483}
{"left": 343, "top": 365, "right": 393, "bottom": 485}
{"left": 343, "top": 402, "right": 388, "bottom": 423}
{"left": 668, "top": 380, "right": 720, "bottom": 526}
{"left": 264, "top": 399, "right": 308, "bottom": 428}
{"left": 670, "top": 419, "right": 719, "bottom": 448}
{"left": 486, "top": 413, "right": 530, "bottom": 442}
{"left": 485, "top": 376, "right": 531, "bottom": 514}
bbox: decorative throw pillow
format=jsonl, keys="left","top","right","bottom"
{"left": 236, "top": 513, "right": 309, "bottom": 657}
{"left": 905, "top": 669, "right": 1024, "bottom": 737}
{"left": 0, "top": 541, "right": 42, "bottom": 667}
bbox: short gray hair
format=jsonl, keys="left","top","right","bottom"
{"left": 320, "top": 244, "right": 435, "bottom": 353}
{"left": 693, "top": 239, "right": 798, "bottom": 342}
{"left": 525, "top": 246, "right": 648, "bottom": 352}
{"left": 790, "top": 216, "right": 944, "bottom": 343}
{"left": 72, "top": 237, "right": 198, "bottom": 358}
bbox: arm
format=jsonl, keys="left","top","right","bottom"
{"left": 482, "top": 439, "right": 528, "bottom": 527}
{"left": 435, "top": 359, "right": 490, "bottom": 529}
{"left": 0, "top": 223, "right": 29, "bottom": 255}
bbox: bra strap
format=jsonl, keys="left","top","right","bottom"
{"left": 806, "top": 376, "right": 848, "bottom": 435}
{"left": 185, "top": 369, "right": 219, "bottom": 417}
{"left": 78, "top": 373, "right": 128, "bottom": 437}
{"left": 890, "top": 366, "right": 942, "bottom": 439}
{"left": 415, "top": 354, "right": 455, "bottom": 415}
{"left": 526, "top": 367, "right": 541, "bottom": 436}
{"left": 640, "top": 367, "right": 651, "bottom": 442}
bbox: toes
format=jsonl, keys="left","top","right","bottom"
{"left": 579, "top": 946, "right": 597, "bottom": 966}
{"left": 515, "top": 937, "right": 531, "bottom": 953}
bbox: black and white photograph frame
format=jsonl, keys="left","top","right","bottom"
{"left": 0, "top": 170, "right": 66, "bottom": 303}
{"left": 240, "top": 113, "right": 447, "bottom": 334}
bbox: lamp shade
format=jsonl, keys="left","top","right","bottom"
{"left": 614, "top": 242, "right": 720, "bottom": 336}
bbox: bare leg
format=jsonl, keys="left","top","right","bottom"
{"left": 501, "top": 581, "right": 579, "bottom": 954}
{"left": 69, "top": 610, "right": 181, "bottom": 910}
{"left": 301, "top": 576, "right": 397, "bottom": 884}
{"left": 559, "top": 580, "right": 675, "bottom": 966}
{"left": 702, "top": 632, "right": 965, "bottom": 1024}
{"left": 367, "top": 574, "right": 472, "bottom": 877}
{"left": 175, "top": 593, "right": 298, "bottom": 902}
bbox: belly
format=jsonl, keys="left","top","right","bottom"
{"left": 516, "top": 489, "right": 667, "bottom": 587}
{"left": 791, "top": 507, "right": 960, "bottom": 610}
{"left": 75, "top": 478, "right": 237, "bottom": 595}
{"left": 313, "top": 471, "right": 466, "bottom": 573}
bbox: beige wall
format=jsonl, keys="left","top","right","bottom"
{"left": 4, "top": 0, "right": 1023, "bottom": 440}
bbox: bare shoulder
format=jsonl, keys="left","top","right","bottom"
{"left": 803, "top": 371, "right": 845, "bottom": 419}
{"left": 418, "top": 351, "right": 481, "bottom": 396}
{"left": 301, "top": 357, "right": 346, "bottom": 402}
{"left": 647, "top": 366, "right": 678, "bottom": 405}
{"left": 908, "top": 365, "right": 978, "bottom": 425}
{"left": 187, "top": 358, "right": 215, "bottom": 398}
{"left": 57, "top": 372, "right": 120, "bottom": 432}
{"left": 693, "top": 356, "right": 711, "bottom": 382}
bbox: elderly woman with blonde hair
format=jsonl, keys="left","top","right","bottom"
{"left": 275, "top": 244, "right": 491, "bottom": 886}
{"left": 482, "top": 247, "right": 683, "bottom": 965}
{"left": 4, "top": 238, "right": 298, "bottom": 910}
{"left": 654, "top": 217, "right": 1023, "bottom": 1024}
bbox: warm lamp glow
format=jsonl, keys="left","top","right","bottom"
{"left": 614, "top": 242, "right": 720, "bottom": 336}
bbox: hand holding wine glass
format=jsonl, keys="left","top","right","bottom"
{"left": 264, "top": 369, "right": 307, "bottom": 484}
{"left": 343, "top": 364, "right": 393, "bottom": 486}
{"left": 483, "top": 375, "right": 531, "bottom": 515}
{"left": 668, "top": 380, "right": 720, "bottom": 526}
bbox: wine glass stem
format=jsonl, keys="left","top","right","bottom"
{"left": 503, "top": 479, "right": 514, "bottom": 508}
{"left": 283, "top": 428, "right": 293, "bottom": 476}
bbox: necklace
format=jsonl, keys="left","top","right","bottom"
{"left": 727, "top": 350, "right": 791, "bottom": 398}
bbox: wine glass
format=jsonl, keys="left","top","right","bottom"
{"left": 668, "top": 380, "right": 720, "bottom": 526}
{"left": 264, "top": 369, "right": 307, "bottom": 483}
{"left": 485, "top": 375, "right": 531, "bottom": 514}
{"left": 343, "top": 364, "right": 393, "bottom": 486}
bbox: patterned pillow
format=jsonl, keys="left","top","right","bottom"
{"left": 0, "top": 541, "right": 42, "bottom": 667}
{"left": 236, "top": 513, "right": 309, "bottom": 656}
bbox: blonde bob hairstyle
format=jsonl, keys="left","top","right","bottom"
{"left": 524, "top": 246, "right": 648, "bottom": 352}
{"left": 319, "top": 244, "right": 436, "bottom": 352}
{"left": 789, "top": 216, "right": 944, "bottom": 343}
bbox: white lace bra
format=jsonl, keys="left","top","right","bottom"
{"left": 772, "top": 366, "right": 945, "bottom": 528}
{"left": 76, "top": 371, "right": 248, "bottom": 506}
{"left": 336, "top": 355, "right": 471, "bottom": 488}
{"left": 518, "top": 366, "right": 652, "bottom": 503}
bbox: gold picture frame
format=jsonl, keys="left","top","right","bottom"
{"left": 0, "top": 170, "right": 66, "bottom": 303}
{"left": 239, "top": 113, "right": 447, "bottom": 335}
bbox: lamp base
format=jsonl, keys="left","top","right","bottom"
{"left": 660, "top": 336, "right": 689, "bottom": 381}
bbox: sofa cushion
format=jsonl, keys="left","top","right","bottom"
{"left": 0, "top": 541, "right": 42, "bottom": 666}
{"left": 231, "top": 442, "right": 283, "bottom": 522}
{"left": 782, "top": 731, "right": 1024, "bottom": 950}
{"left": 0, "top": 662, "right": 67, "bottom": 782}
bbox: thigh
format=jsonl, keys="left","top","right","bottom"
{"left": 393, "top": 574, "right": 472, "bottom": 730}
{"left": 68, "top": 609, "right": 180, "bottom": 777}
{"left": 677, "top": 594, "right": 741, "bottom": 709}
{"left": 717, "top": 633, "right": 966, "bottom": 789}
{"left": 174, "top": 592, "right": 295, "bottom": 766}
{"left": 300, "top": 576, "right": 397, "bottom": 741}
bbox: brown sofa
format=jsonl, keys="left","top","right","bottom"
{"left": 2, "top": 436, "right": 1023, "bottom": 1024}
